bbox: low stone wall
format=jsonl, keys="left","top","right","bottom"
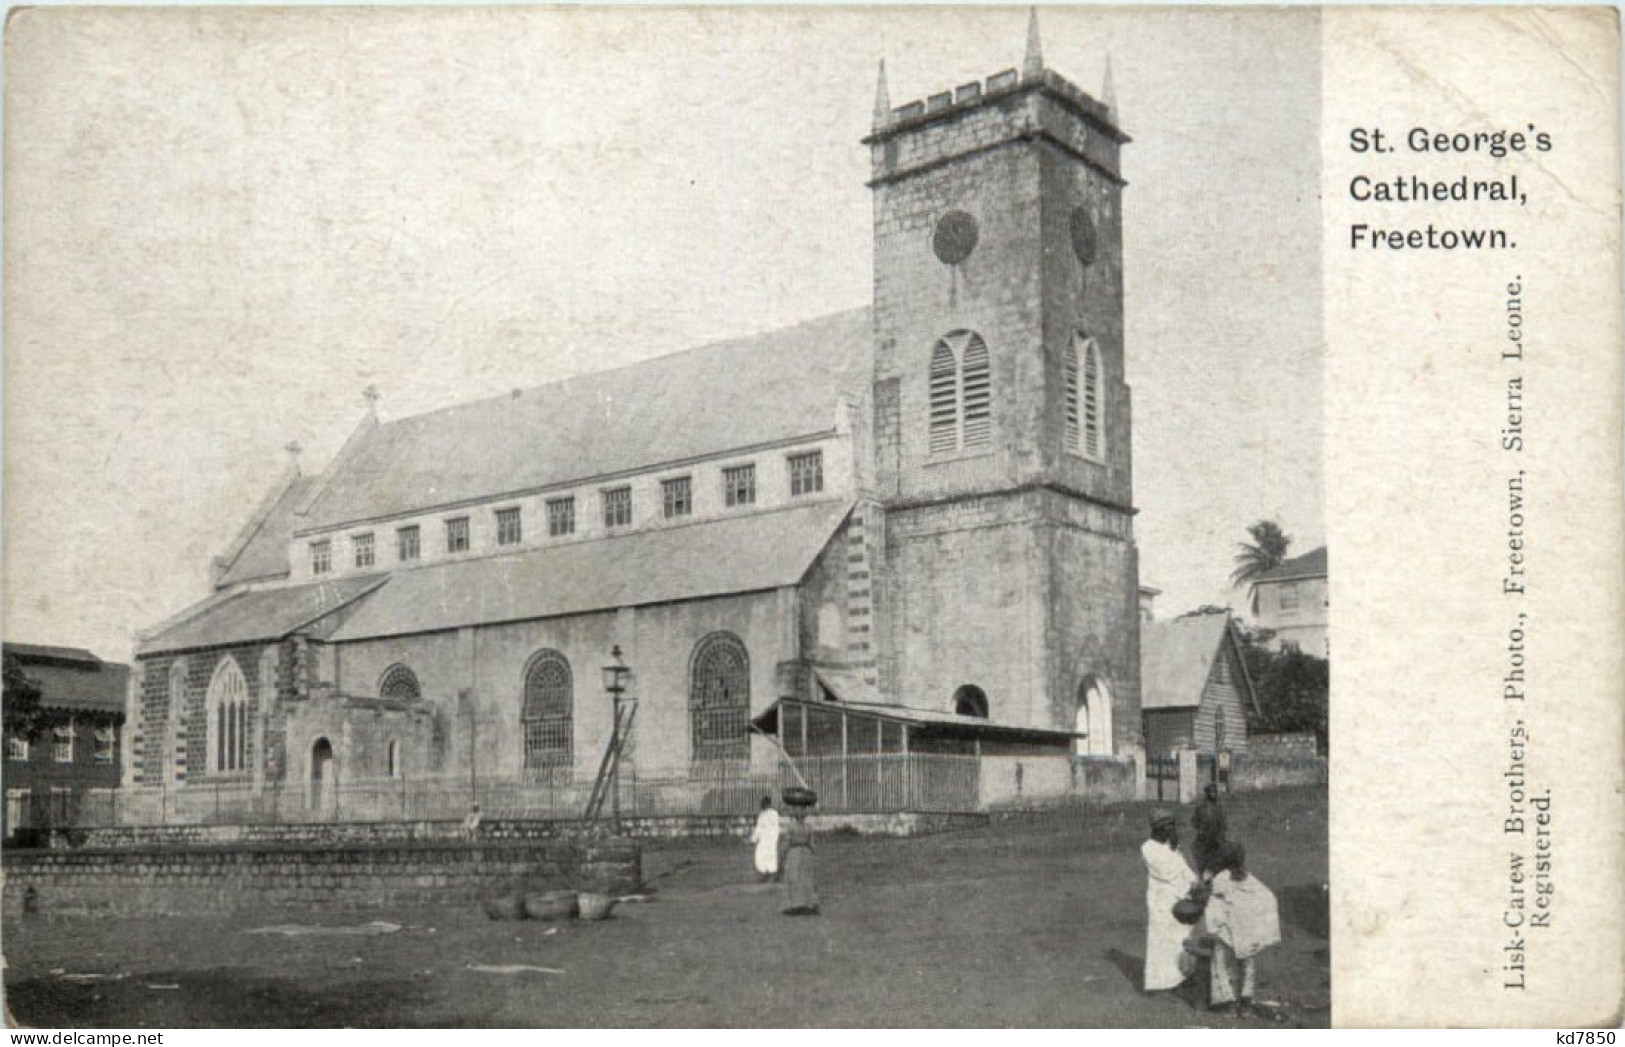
{"left": 979, "top": 756, "right": 1137, "bottom": 811}
{"left": 48, "top": 810, "right": 983, "bottom": 851}
{"left": 1230, "top": 751, "right": 1328, "bottom": 792}
{"left": 2, "top": 839, "right": 641, "bottom": 920}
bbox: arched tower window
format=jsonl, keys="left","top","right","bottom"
{"left": 378, "top": 664, "right": 421, "bottom": 701}
{"left": 386, "top": 739, "right": 402, "bottom": 779}
{"left": 205, "top": 656, "right": 249, "bottom": 774}
{"left": 928, "top": 331, "right": 993, "bottom": 454}
{"left": 690, "top": 632, "right": 750, "bottom": 765}
{"left": 953, "top": 685, "right": 989, "bottom": 719}
{"left": 1071, "top": 332, "right": 1105, "bottom": 460}
{"left": 522, "top": 651, "right": 573, "bottom": 772}
{"left": 1075, "top": 675, "right": 1113, "bottom": 757}
{"left": 928, "top": 340, "right": 959, "bottom": 454}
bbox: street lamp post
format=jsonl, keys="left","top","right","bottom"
{"left": 601, "top": 646, "right": 632, "bottom": 834}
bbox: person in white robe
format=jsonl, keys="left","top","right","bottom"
{"left": 1141, "top": 809, "right": 1197, "bottom": 993}
{"left": 1204, "top": 840, "right": 1281, "bottom": 1014}
{"left": 750, "top": 796, "right": 782, "bottom": 882}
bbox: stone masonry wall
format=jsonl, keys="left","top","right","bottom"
{"left": 3, "top": 838, "right": 641, "bottom": 919}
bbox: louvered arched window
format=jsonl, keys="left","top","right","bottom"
{"left": 690, "top": 632, "right": 750, "bottom": 766}
{"left": 205, "top": 656, "right": 249, "bottom": 774}
{"left": 1070, "top": 333, "right": 1105, "bottom": 460}
{"left": 378, "top": 664, "right": 421, "bottom": 701}
{"left": 522, "top": 651, "right": 573, "bottom": 771}
{"left": 927, "top": 331, "right": 993, "bottom": 454}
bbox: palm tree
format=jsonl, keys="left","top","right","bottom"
{"left": 1230, "top": 520, "right": 1292, "bottom": 607}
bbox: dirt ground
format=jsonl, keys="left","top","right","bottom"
{"left": 3, "top": 785, "right": 1329, "bottom": 1028}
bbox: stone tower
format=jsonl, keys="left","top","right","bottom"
{"left": 863, "top": 20, "right": 1141, "bottom": 753}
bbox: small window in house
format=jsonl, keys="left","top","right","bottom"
{"left": 496, "top": 507, "right": 523, "bottom": 546}
{"left": 7, "top": 734, "right": 28, "bottom": 761}
{"left": 789, "top": 452, "right": 824, "bottom": 496}
{"left": 310, "top": 540, "right": 332, "bottom": 575}
{"left": 5, "top": 788, "right": 28, "bottom": 832}
{"left": 1279, "top": 583, "right": 1301, "bottom": 612}
{"left": 53, "top": 722, "right": 73, "bottom": 764}
{"left": 603, "top": 487, "right": 632, "bottom": 529}
{"left": 547, "top": 497, "right": 576, "bottom": 537}
{"left": 662, "top": 477, "right": 692, "bottom": 519}
{"left": 353, "top": 532, "right": 375, "bottom": 569}
{"left": 445, "top": 516, "right": 470, "bottom": 553}
{"left": 723, "top": 465, "right": 756, "bottom": 508}
{"left": 397, "top": 525, "right": 421, "bottom": 562}
{"left": 94, "top": 725, "right": 116, "bottom": 764}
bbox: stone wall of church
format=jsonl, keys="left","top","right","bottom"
{"left": 1038, "top": 490, "right": 1142, "bottom": 752}
{"left": 886, "top": 491, "right": 1046, "bottom": 722}
{"left": 130, "top": 642, "right": 294, "bottom": 788}
{"left": 329, "top": 588, "right": 801, "bottom": 784}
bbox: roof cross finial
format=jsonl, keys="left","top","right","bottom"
{"left": 362, "top": 384, "right": 380, "bottom": 415}
{"left": 284, "top": 440, "right": 303, "bottom": 471}
{"left": 1102, "top": 54, "right": 1118, "bottom": 114}
{"left": 1022, "top": 7, "right": 1044, "bottom": 80}
{"left": 873, "top": 59, "right": 891, "bottom": 131}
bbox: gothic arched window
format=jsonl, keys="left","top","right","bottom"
{"left": 690, "top": 632, "right": 750, "bottom": 766}
{"left": 928, "top": 331, "right": 993, "bottom": 454}
{"left": 522, "top": 651, "right": 573, "bottom": 772}
{"left": 205, "top": 656, "right": 249, "bottom": 774}
{"left": 378, "top": 664, "right": 421, "bottom": 701}
{"left": 1072, "top": 332, "right": 1105, "bottom": 460}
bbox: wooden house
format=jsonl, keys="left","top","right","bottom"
{"left": 1140, "top": 613, "right": 1259, "bottom": 756}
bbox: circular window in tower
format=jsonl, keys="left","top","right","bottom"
{"left": 932, "top": 210, "right": 979, "bottom": 265}
{"left": 1069, "top": 205, "right": 1098, "bottom": 266}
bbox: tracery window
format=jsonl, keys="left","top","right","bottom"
{"left": 522, "top": 651, "right": 573, "bottom": 772}
{"left": 379, "top": 664, "right": 422, "bottom": 701}
{"left": 205, "top": 656, "right": 249, "bottom": 774}
{"left": 689, "top": 632, "right": 750, "bottom": 766}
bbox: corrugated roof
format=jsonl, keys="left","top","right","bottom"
{"left": 139, "top": 575, "right": 389, "bottom": 657}
{"left": 1140, "top": 613, "right": 1233, "bottom": 710}
{"left": 4, "top": 642, "right": 103, "bottom": 666}
{"left": 1251, "top": 546, "right": 1328, "bottom": 585}
{"left": 329, "top": 499, "right": 853, "bottom": 642}
{"left": 300, "top": 308, "right": 873, "bottom": 529}
{"left": 753, "top": 698, "right": 1083, "bottom": 739}
{"left": 23, "top": 661, "right": 129, "bottom": 715}
{"left": 216, "top": 475, "right": 320, "bottom": 588}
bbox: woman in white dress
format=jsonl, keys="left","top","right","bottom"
{"left": 750, "top": 795, "right": 782, "bottom": 882}
{"left": 1141, "top": 809, "right": 1197, "bottom": 993}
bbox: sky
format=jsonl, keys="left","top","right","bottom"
{"left": 3, "top": 6, "right": 1324, "bottom": 662}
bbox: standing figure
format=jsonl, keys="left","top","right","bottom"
{"left": 1193, "top": 783, "right": 1228, "bottom": 877}
{"left": 462, "top": 802, "right": 483, "bottom": 841}
{"left": 1141, "top": 809, "right": 1196, "bottom": 993}
{"left": 1204, "top": 841, "right": 1281, "bottom": 1016}
{"left": 750, "top": 795, "right": 782, "bottom": 883}
{"left": 781, "top": 808, "right": 819, "bottom": 915}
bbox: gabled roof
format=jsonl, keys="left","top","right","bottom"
{"left": 328, "top": 499, "right": 853, "bottom": 642}
{"left": 1141, "top": 613, "right": 1253, "bottom": 711}
{"left": 214, "top": 473, "right": 320, "bottom": 589}
{"left": 139, "top": 575, "right": 389, "bottom": 657}
{"left": 298, "top": 308, "right": 873, "bottom": 530}
{"left": 1250, "top": 546, "right": 1327, "bottom": 586}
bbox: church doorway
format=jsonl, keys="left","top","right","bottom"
{"left": 310, "top": 737, "right": 335, "bottom": 810}
{"left": 1075, "top": 677, "right": 1112, "bottom": 756}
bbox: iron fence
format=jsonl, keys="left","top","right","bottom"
{"left": 37, "top": 753, "right": 988, "bottom": 829}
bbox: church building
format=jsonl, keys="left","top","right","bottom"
{"left": 127, "top": 25, "right": 1144, "bottom": 813}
